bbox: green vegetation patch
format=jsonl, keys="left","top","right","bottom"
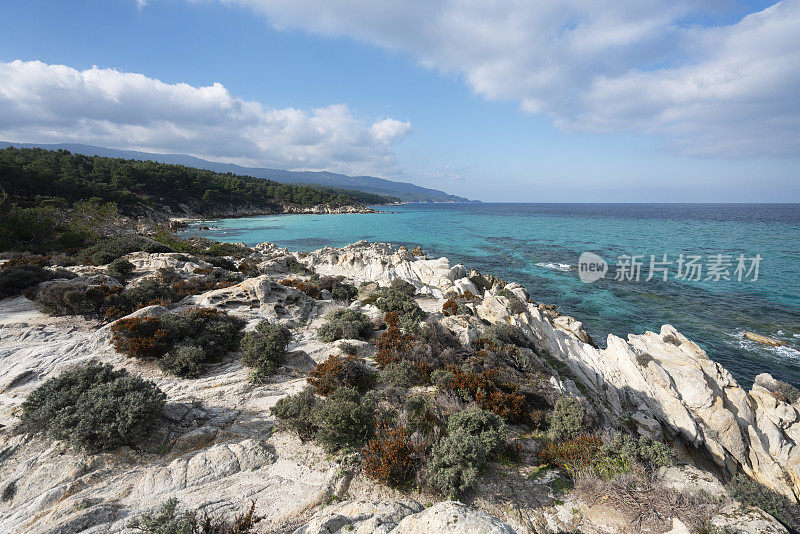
{"left": 20, "top": 362, "right": 166, "bottom": 451}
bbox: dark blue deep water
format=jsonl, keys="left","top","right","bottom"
{"left": 186, "top": 203, "right": 800, "bottom": 388}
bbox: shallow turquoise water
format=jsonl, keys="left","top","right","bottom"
{"left": 186, "top": 203, "right": 800, "bottom": 388}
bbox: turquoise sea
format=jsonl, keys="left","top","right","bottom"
{"left": 186, "top": 203, "right": 800, "bottom": 388}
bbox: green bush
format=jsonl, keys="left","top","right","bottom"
{"left": 548, "top": 397, "right": 588, "bottom": 441}
{"left": 31, "top": 280, "right": 122, "bottom": 317}
{"left": 314, "top": 387, "right": 375, "bottom": 452}
{"left": 484, "top": 323, "right": 528, "bottom": 347}
{"left": 0, "top": 264, "right": 70, "bottom": 299}
{"left": 316, "top": 276, "right": 358, "bottom": 301}
{"left": 78, "top": 234, "right": 171, "bottom": 265}
{"left": 363, "top": 288, "right": 425, "bottom": 329}
{"left": 430, "top": 369, "right": 454, "bottom": 389}
{"left": 119, "top": 279, "right": 176, "bottom": 309}
{"left": 128, "top": 498, "right": 191, "bottom": 534}
{"left": 128, "top": 497, "right": 262, "bottom": 534}
{"left": 240, "top": 321, "right": 291, "bottom": 377}
{"left": 380, "top": 360, "right": 424, "bottom": 389}
{"left": 111, "top": 308, "right": 245, "bottom": 377}
{"left": 318, "top": 309, "right": 372, "bottom": 342}
{"left": 338, "top": 342, "right": 359, "bottom": 356}
{"left": 20, "top": 362, "right": 166, "bottom": 451}
{"left": 107, "top": 258, "right": 135, "bottom": 281}
{"left": 728, "top": 474, "right": 800, "bottom": 531}
{"left": 612, "top": 434, "right": 675, "bottom": 471}
{"left": 496, "top": 288, "right": 527, "bottom": 314}
{"left": 158, "top": 344, "right": 207, "bottom": 379}
{"left": 271, "top": 386, "right": 320, "bottom": 441}
{"left": 203, "top": 255, "right": 239, "bottom": 272}
{"left": 160, "top": 308, "right": 245, "bottom": 363}
{"left": 427, "top": 408, "right": 506, "bottom": 498}
{"left": 540, "top": 432, "right": 674, "bottom": 480}
{"left": 285, "top": 257, "right": 312, "bottom": 275}
{"left": 390, "top": 278, "right": 416, "bottom": 296}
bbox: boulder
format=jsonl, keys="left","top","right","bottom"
{"left": 392, "top": 501, "right": 515, "bottom": 533}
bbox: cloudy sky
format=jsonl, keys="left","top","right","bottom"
{"left": 1, "top": 0, "right": 798, "bottom": 201}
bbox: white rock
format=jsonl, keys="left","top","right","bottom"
{"left": 392, "top": 501, "right": 515, "bottom": 533}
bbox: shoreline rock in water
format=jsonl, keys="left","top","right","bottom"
{"left": 0, "top": 240, "right": 797, "bottom": 533}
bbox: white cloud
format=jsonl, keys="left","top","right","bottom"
{"left": 0, "top": 60, "right": 411, "bottom": 175}
{"left": 136, "top": 0, "right": 148, "bottom": 10}
{"left": 218, "top": 0, "right": 800, "bottom": 156}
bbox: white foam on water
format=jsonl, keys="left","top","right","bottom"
{"left": 535, "top": 262, "right": 572, "bottom": 272}
{"left": 727, "top": 329, "right": 800, "bottom": 362}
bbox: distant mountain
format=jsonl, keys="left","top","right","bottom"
{"left": 0, "top": 142, "right": 475, "bottom": 203}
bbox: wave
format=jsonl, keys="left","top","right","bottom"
{"left": 727, "top": 330, "right": 800, "bottom": 362}
{"left": 535, "top": 262, "right": 572, "bottom": 272}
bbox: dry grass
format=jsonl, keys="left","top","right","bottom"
{"left": 574, "top": 473, "right": 721, "bottom": 531}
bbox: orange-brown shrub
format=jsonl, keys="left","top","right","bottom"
{"left": 445, "top": 365, "right": 527, "bottom": 422}
{"left": 361, "top": 423, "right": 417, "bottom": 486}
{"left": 1, "top": 255, "right": 51, "bottom": 268}
{"left": 280, "top": 278, "right": 321, "bottom": 299}
{"left": 307, "top": 354, "right": 375, "bottom": 395}
{"left": 193, "top": 268, "right": 214, "bottom": 275}
{"left": 110, "top": 316, "right": 172, "bottom": 359}
{"left": 539, "top": 435, "right": 602, "bottom": 475}
{"left": 442, "top": 299, "right": 458, "bottom": 316}
{"left": 171, "top": 278, "right": 235, "bottom": 298}
{"left": 375, "top": 312, "right": 414, "bottom": 367}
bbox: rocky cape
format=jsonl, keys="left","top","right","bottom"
{"left": 0, "top": 241, "right": 797, "bottom": 533}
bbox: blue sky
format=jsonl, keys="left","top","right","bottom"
{"left": 0, "top": 0, "right": 798, "bottom": 202}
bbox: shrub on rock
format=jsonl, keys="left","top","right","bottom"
{"left": 78, "top": 234, "right": 171, "bottom": 265}
{"left": 363, "top": 288, "right": 425, "bottom": 329}
{"left": 362, "top": 423, "right": 417, "bottom": 487}
{"left": 280, "top": 278, "right": 320, "bottom": 299}
{"left": 442, "top": 299, "right": 459, "bottom": 316}
{"left": 31, "top": 280, "right": 123, "bottom": 317}
{"left": 111, "top": 316, "right": 173, "bottom": 359}
{"left": 271, "top": 386, "right": 320, "bottom": 441}
{"left": 548, "top": 397, "right": 588, "bottom": 441}
{"left": 240, "top": 321, "right": 291, "bottom": 378}
{"left": 380, "top": 360, "right": 424, "bottom": 389}
{"left": 158, "top": 343, "right": 207, "bottom": 379}
{"left": 121, "top": 279, "right": 176, "bottom": 307}
{"left": 20, "top": 362, "right": 166, "bottom": 451}
{"left": 427, "top": 408, "right": 505, "bottom": 498}
{"left": 128, "top": 497, "right": 262, "bottom": 534}
{"left": 318, "top": 308, "right": 372, "bottom": 342}
{"left": 0, "top": 264, "right": 71, "bottom": 299}
{"left": 496, "top": 288, "right": 527, "bottom": 315}
{"left": 106, "top": 258, "right": 135, "bottom": 281}
{"left": 307, "top": 354, "right": 376, "bottom": 395}
{"left": 389, "top": 278, "right": 416, "bottom": 296}
{"left": 540, "top": 433, "right": 674, "bottom": 480}
{"left": 315, "top": 276, "right": 358, "bottom": 301}
{"left": 111, "top": 308, "right": 245, "bottom": 377}
{"left": 728, "top": 473, "right": 800, "bottom": 531}
{"left": 161, "top": 308, "right": 244, "bottom": 362}
{"left": 314, "top": 387, "right": 375, "bottom": 452}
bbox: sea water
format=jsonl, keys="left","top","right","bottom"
{"left": 185, "top": 203, "right": 800, "bottom": 388}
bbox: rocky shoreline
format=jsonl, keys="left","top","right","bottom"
{"left": 0, "top": 240, "right": 798, "bottom": 532}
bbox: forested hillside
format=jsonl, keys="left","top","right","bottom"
{"left": 0, "top": 147, "right": 392, "bottom": 216}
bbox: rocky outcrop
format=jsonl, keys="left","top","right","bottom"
{"left": 304, "top": 242, "right": 800, "bottom": 503}
{"left": 292, "top": 500, "right": 515, "bottom": 534}
{"left": 303, "top": 241, "right": 478, "bottom": 298}
{"left": 1, "top": 240, "right": 798, "bottom": 533}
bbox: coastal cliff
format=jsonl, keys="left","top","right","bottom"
{"left": 0, "top": 240, "right": 797, "bottom": 533}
